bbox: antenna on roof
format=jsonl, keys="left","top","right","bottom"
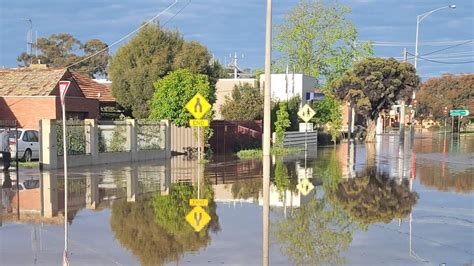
{"left": 21, "top": 18, "right": 33, "bottom": 65}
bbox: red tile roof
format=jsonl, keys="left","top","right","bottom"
{"left": 70, "top": 72, "right": 115, "bottom": 103}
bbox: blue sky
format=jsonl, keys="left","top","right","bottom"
{"left": 0, "top": 0, "right": 473, "bottom": 80}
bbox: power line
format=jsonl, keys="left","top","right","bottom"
{"left": 407, "top": 52, "right": 474, "bottom": 65}
{"left": 361, "top": 39, "right": 474, "bottom": 47}
{"left": 66, "top": 0, "right": 181, "bottom": 69}
{"left": 420, "top": 40, "right": 473, "bottom": 56}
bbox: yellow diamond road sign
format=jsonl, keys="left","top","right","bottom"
{"left": 185, "top": 206, "right": 211, "bottom": 232}
{"left": 298, "top": 104, "right": 315, "bottom": 123}
{"left": 297, "top": 178, "right": 314, "bottom": 196}
{"left": 185, "top": 93, "right": 211, "bottom": 119}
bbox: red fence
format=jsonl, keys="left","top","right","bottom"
{"left": 209, "top": 120, "right": 263, "bottom": 154}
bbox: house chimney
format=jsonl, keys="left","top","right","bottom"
{"left": 29, "top": 63, "right": 48, "bottom": 70}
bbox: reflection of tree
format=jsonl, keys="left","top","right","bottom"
{"left": 273, "top": 198, "right": 355, "bottom": 265}
{"left": 330, "top": 169, "right": 418, "bottom": 225}
{"left": 418, "top": 165, "right": 473, "bottom": 193}
{"left": 111, "top": 180, "right": 220, "bottom": 265}
{"left": 274, "top": 160, "right": 290, "bottom": 201}
{"left": 231, "top": 178, "right": 262, "bottom": 201}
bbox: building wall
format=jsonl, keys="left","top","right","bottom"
{"left": 259, "top": 74, "right": 317, "bottom": 104}
{"left": 0, "top": 96, "right": 100, "bottom": 129}
{"left": 214, "top": 79, "right": 258, "bottom": 120}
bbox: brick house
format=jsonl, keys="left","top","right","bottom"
{"left": 0, "top": 65, "right": 115, "bottom": 129}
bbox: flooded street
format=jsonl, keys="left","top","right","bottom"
{"left": 1, "top": 132, "right": 473, "bottom": 265}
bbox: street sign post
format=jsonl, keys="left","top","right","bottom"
{"left": 185, "top": 92, "right": 212, "bottom": 225}
{"left": 58, "top": 80, "right": 71, "bottom": 264}
{"left": 449, "top": 110, "right": 469, "bottom": 116}
{"left": 297, "top": 104, "right": 315, "bottom": 178}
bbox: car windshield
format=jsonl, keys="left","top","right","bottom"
{"left": 8, "top": 130, "right": 22, "bottom": 139}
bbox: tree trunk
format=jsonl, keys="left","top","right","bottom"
{"left": 365, "top": 119, "right": 377, "bottom": 143}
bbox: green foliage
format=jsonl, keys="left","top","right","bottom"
{"left": 311, "top": 92, "right": 343, "bottom": 143}
{"left": 153, "top": 181, "right": 219, "bottom": 236}
{"left": 109, "top": 23, "right": 223, "bottom": 118}
{"left": 275, "top": 0, "right": 372, "bottom": 84}
{"left": 111, "top": 194, "right": 218, "bottom": 266}
{"left": 220, "top": 83, "right": 263, "bottom": 121}
{"left": 109, "top": 126, "right": 128, "bottom": 152}
{"left": 333, "top": 57, "right": 420, "bottom": 142}
{"left": 271, "top": 97, "right": 301, "bottom": 132}
{"left": 149, "top": 69, "right": 214, "bottom": 127}
{"left": 416, "top": 74, "right": 474, "bottom": 121}
{"left": 56, "top": 119, "right": 86, "bottom": 156}
{"left": 274, "top": 160, "right": 290, "bottom": 201}
{"left": 236, "top": 147, "right": 302, "bottom": 159}
{"left": 275, "top": 102, "right": 291, "bottom": 147}
{"left": 17, "top": 34, "right": 109, "bottom": 78}
{"left": 273, "top": 198, "right": 356, "bottom": 265}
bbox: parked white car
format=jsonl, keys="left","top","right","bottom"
{"left": 8, "top": 129, "right": 40, "bottom": 161}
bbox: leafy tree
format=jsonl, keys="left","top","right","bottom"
{"left": 274, "top": 102, "right": 291, "bottom": 147}
{"left": 275, "top": 0, "right": 372, "bottom": 84}
{"left": 149, "top": 69, "right": 214, "bottom": 127}
{"left": 109, "top": 24, "right": 182, "bottom": 118}
{"left": 311, "top": 93, "right": 342, "bottom": 143}
{"left": 271, "top": 96, "right": 301, "bottom": 132}
{"left": 109, "top": 23, "right": 223, "bottom": 118}
{"left": 220, "top": 83, "right": 263, "bottom": 121}
{"left": 17, "top": 33, "right": 109, "bottom": 78}
{"left": 416, "top": 74, "right": 474, "bottom": 122}
{"left": 333, "top": 58, "right": 420, "bottom": 142}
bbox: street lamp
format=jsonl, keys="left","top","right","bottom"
{"left": 414, "top": 5, "right": 456, "bottom": 69}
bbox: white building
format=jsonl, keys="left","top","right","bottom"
{"left": 259, "top": 74, "right": 317, "bottom": 104}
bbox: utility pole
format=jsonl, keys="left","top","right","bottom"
{"left": 262, "top": 1, "right": 272, "bottom": 265}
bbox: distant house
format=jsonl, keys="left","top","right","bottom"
{"left": 0, "top": 65, "right": 115, "bottom": 129}
{"left": 213, "top": 78, "right": 258, "bottom": 120}
{"left": 259, "top": 73, "right": 317, "bottom": 105}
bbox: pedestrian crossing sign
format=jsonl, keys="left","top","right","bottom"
{"left": 186, "top": 93, "right": 211, "bottom": 119}
{"left": 298, "top": 104, "right": 315, "bottom": 123}
{"left": 296, "top": 178, "right": 314, "bottom": 196}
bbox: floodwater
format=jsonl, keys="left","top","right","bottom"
{"left": 0, "top": 131, "right": 473, "bottom": 265}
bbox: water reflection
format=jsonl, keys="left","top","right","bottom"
{"left": 110, "top": 180, "right": 220, "bottom": 265}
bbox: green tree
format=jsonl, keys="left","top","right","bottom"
{"left": 311, "top": 93, "right": 343, "bottom": 143}
{"left": 274, "top": 102, "right": 291, "bottom": 147}
{"left": 275, "top": 0, "right": 372, "bottom": 84}
{"left": 416, "top": 74, "right": 474, "bottom": 122}
{"left": 149, "top": 69, "right": 214, "bottom": 127}
{"left": 333, "top": 58, "right": 420, "bottom": 142}
{"left": 17, "top": 34, "right": 109, "bottom": 78}
{"left": 220, "top": 83, "right": 263, "bottom": 121}
{"left": 109, "top": 24, "right": 182, "bottom": 118}
{"left": 109, "top": 23, "right": 223, "bottom": 118}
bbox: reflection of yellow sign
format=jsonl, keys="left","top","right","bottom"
{"left": 190, "top": 198, "right": 208, "bottom": 206}
{"left": 185, "top": 93, "right": 211, "bottom": 119}
{"left": 185, "top": 206, "right": 211, "bottom": 232}
{"left": 296, "top": 178, "right": 314, "bottom": 196}
{"left": 190, "top": 119, "right": 209, "bottom": 127}
{"left": 298, "top": 104, "right": 315, "bottom": 123}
